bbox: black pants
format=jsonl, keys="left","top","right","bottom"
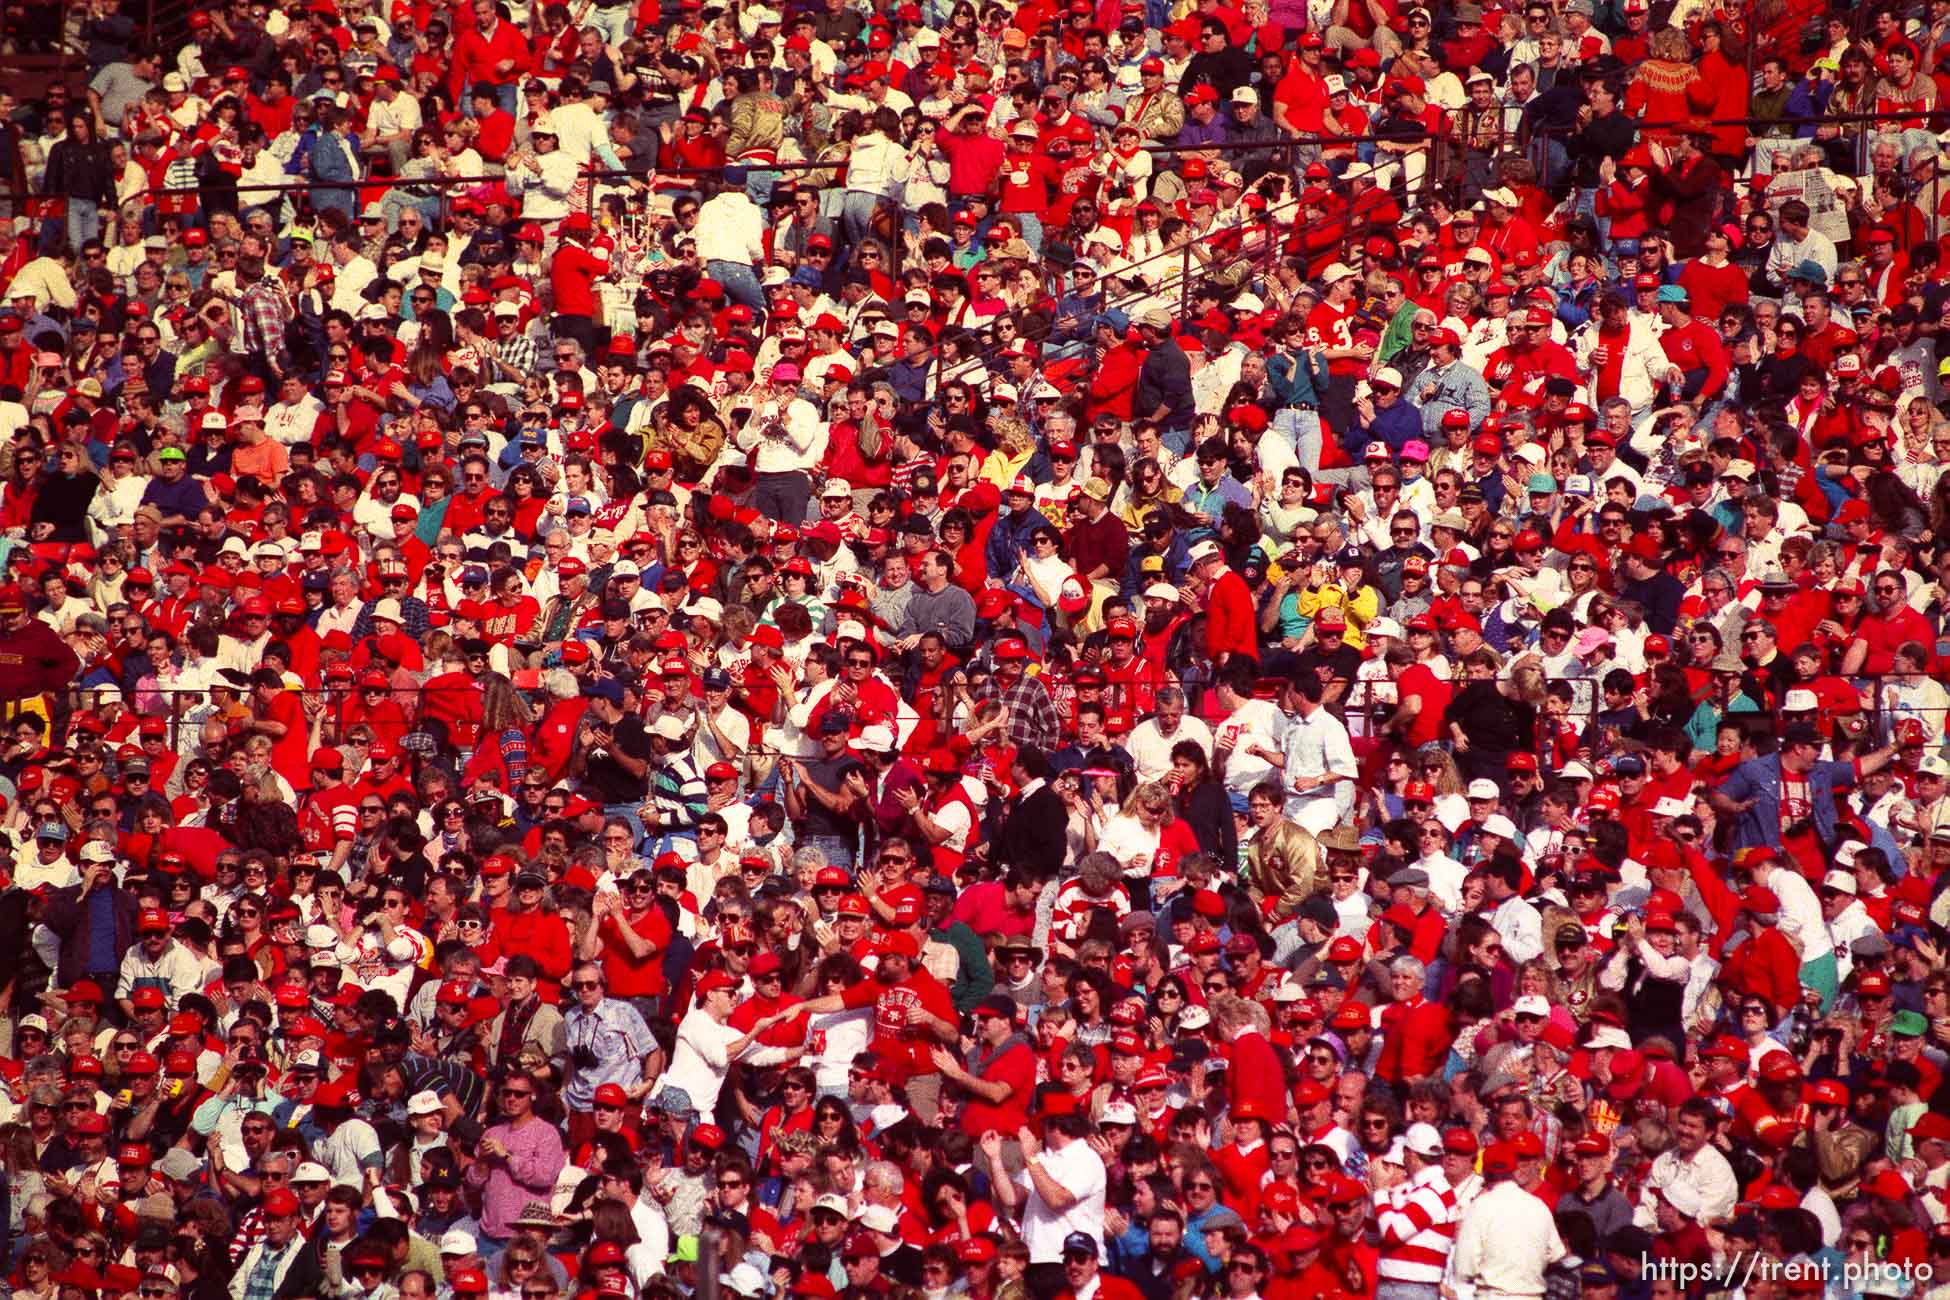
{"left": 552, "top": 313, "right": 600, "bottom": 359}
{"left": 751, "top": 470, "right": 813, "bottom": 527}
{"left": 1026, "top": 1263, "right": 1069, "bottom": 1300}
{"left": 1320, "top": 371, "right": 1358, "bottom": 454}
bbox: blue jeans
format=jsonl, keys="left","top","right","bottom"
{"left": 840, "top": 190, "right": 882, "bottom": 254}
{"left": 605, "top": 802, "right": 646, "bottom": 847}
{"left": 744, "top": 168, "right": 779, "bottom": 209}
{"left": 65, "top": 198, "right": 99, "bottom": 254}
{"left": 706, "top": 259, "right": 767, "bottom": 316}
{"left": 1013, "top": 211, "right": 1044, "bottom": 256}
{"left": 586, "top": 2, "right": 631, "bottom": 44}
{"left": 801, "top": 833, "right": 856, "bottom": 873}
{"left": 1278, "top": 407, "right": 1323, "bottom": 471}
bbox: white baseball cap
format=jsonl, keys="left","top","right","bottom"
{"left": 1404, "top": 1122, "right": 1444, "bottom": 1157}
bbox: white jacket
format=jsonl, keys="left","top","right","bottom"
{"left": 1573, "top": 317, "right": 1668, "bottom": 415}
{"left": 694, "top": 191, "right": 766, "bottom": 267}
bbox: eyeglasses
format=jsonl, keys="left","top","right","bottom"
{"left": 500, "top": 1086, "right": 534, "bottom": 1098}
{"left": 571, "top": 979, "right": 603, "bottom": 990}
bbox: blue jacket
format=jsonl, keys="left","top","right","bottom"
{"left": 985, "top": 505, "right": 1052, "bottom": 578}
{"left": 1417, "top": 360, "right": 1490, "bottom": 435}
{"left": 1716, "top": 752, "right": 1858, "bottom": 850}
{"left": 1354, "top": 396, "right": 1424, "bottom": 458}
{"left": 309, "top": 131, "right": 358, "bottom": 219}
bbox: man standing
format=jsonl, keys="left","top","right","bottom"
{"left": 1371, "top": 1123, "right": 1458, "bottom": 1300}
{"left": 575, "top": 679, "right": 652, "bottom": 829}
{"left": 1190, "top": 540, "right": 1256, "bottom": 670}
{"left": 1450, "top": 1144, "right": 1564, "bottom": 1299}
{"left": 560, "top": 962, "right": 655, "bottom": 1147}
{"left": 1281, "top": 674, "right": 1356, "bottom": 833}
{"left": 696, "top": 177, "right": 768, "bottom": 315}
{"left": 798, "top": 933, "right": 958, "bottom": 1121}
{"left": 460, "top": 1064, "right": 566, "bottom": 1255}
{"left": 653, "top": 969, "right": 791, "bottom": 1121}
{"left": 1132, "top": 308, "right": 1194, "bottom": 447}
{"left": 981, "top": 1116, "right": 1108, "bottom": 1292}
{"left": 1064, "top": 478, "right": 1130, "bottom": 633}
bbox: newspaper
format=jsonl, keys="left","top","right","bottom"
{"left": 1762, "top": 166, "right": 1855, "bottom": 244}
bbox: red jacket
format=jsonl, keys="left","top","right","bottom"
{"left": 449, "top": 19, "right": 532, "bottom": 102}
{"left": 1203, "top": 566, "right": 1257, "bottom": 664}
{"left": 1374, "top": 996, "right": 1452, "bottom": 1083}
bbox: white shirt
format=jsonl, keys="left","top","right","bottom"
{"left": 1448, "top": 1178, "right": 1564, "bottom": 1298}
{"left": 657, "top": 1007, "right": 746, "bottom": 1116}
{"left": 1214, "top": 699, "right": 1287, "bottom": 799}
{"left": 317, "top": 1114, "right": 383, "bottom": 1187}
{"left": 1280, "top": 706, "right": 1356, "bottom": 824}
{"left": 329, "top": 254, "right": 378, "bottom": 315}
{"left": 509, "top": 149, "right": 579, "bottom": 220}
{"left": 1125, "top": 715, "right": 1213, "bottom": 785}
{"left": 266, "top": 396, "right": 323, "bottom": 446}
{"left": 367, "top": 89, "right": 423, "bottom": 142}
{"left": 735, "top": 395, "right": 825, "bottom": 473}
{"left": 546, "top": 100, "right": 607, "bottom": 165}
{"left": 694, "top": 191, "right": 767, "bottom": 267}
{"left": 1015, "top": 1136, "right": 1107, "bottom": 1264}
{"left": 1767, "top": 228, "right": 1839, "bottom": 284}
{"left": 1490, "top": 893, "right": 1544, "bottom": 965}
{"left": 1763, "top": 862, "right": 1833, "bottom": 963}
{"left": 1634, "top": 1142, "right": 1737, "bottom": 1230}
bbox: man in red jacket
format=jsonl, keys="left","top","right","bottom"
{"left": 450, "top": 0, "right": 531, "bottom": 109}
{"left": 1191, "top": 539, "right": 1256, "bottom": 669}
{"left": 1374, "top": 953, "right": 1450, "bottom": 1083}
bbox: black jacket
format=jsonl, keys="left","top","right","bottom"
{"left": 43, "top": 137, "right": 114, "bottom": 204}
{"left": 991, "top": 782, "right": 1066, "bottom": 880}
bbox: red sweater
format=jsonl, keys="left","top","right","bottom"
{"left": 450, "top": 19, "right": 532, "bottom": 102}
{"left": 1677, "top": 258, "right": 1749, "bottom": 324}
{"left": 1203, "top": 567, "right": 1257, "bottom": 664}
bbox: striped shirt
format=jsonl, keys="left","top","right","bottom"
{"left": 1373, "top": 1165, "right": 1459, "bottom": 1285}
{"left": 652, "top": 754, "right": 709, "bottom": 833}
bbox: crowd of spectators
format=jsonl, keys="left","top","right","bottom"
{"left": 11, "top": 0, "right": 1950, "bottom": 1299}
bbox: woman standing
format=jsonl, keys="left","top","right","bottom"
{"left": 40, "top": 114, "right": 112, "bottom": 255}
{"left": 1170, "top": 740, "right": 1237, "bottom": 867}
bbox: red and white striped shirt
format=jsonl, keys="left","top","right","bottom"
{"left": 1372, "top": 1165, "right": 1459, "bottom": 1285}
